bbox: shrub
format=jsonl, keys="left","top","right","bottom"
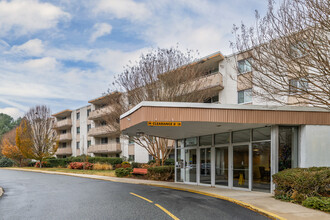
{"left": 115, "top": 164, "right": 122, "bottom": 169}
{"left": 0, "top": 157, "right": 14, "bottom": 167}
{"left": 273, "top": 167, "right": 330, "bottom": 203}
{"left": 147, "top": 166, "right": 174, "bottom": 181}
{"left": 93, "top": 163, "right": 113, "bottom": 170}
{"left": 35, "top": 161, "right": 51, "bottom": 168}
{"left": 28, "top": 161, "right": 36, "bottom": 167}
{"left": 131, "top": 162, "right": 143, "bottom": 168}
{"left": 115, "top": 168, "right": 132, "bottom": 177}
{"left": 164, "top": 158, "right": 175, "bottom": 166}
{"left": 68, "top": 162, "right": 93, "bottom": 170}
{"left": 302, "top": 197, "right": 330, "bottom": 212}
{"left": 148, "top": 159, "right": 156, "bottom": 165}
{"left": 121, "top": 162, "right": 131, "bottom": 168}
{"left": 122, "top": 161, "right": 130, "bottom": 165}
{"left": 46, "top": 158, "right": 67, "bottom": 168}
{"left": 87, "top": 157, "right": 122, "bottom": 166}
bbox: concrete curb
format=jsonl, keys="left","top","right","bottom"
{"left": 3, "top": 168, "right": 284, "bottom": 220}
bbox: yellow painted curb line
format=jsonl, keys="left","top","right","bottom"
{"left": 2, "top": 168, "right": 285, "bottom": 220}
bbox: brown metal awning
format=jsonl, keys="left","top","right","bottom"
{"left": 120, "top": 102, "right": 330, "bottom": 140}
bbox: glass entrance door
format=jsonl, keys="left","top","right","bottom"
{"left": 252, "top": 142, "right": 271, "bottom": 192}
{"left": 184, "top": 149, "right": 197, "bottom": 183}
{"left": 215, "top": 147, "right": 229, "bottom": 186}
{"left": 233, "top": 145, "right": 249, "bottom": 189}
{"left": 200, "top": 148, "right": 211, "bottom": 184}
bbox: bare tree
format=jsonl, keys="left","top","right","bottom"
{"left": 231, "top": 0, "right": 329, "bottom": 109}
{"left": 105, "top": 47, "right": 218, "bottom": 165}
{"left": 16, "top": 105, "right": 58, "bottom": 168}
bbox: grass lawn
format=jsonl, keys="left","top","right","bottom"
{"left": 16, "top": 167, "right": 116, "bottom": 177}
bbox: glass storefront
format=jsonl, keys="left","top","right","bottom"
{"left": 175, "top": 126, "right": 298, "bottom": 193}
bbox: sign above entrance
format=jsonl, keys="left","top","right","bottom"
{"left": 147, "top": 121, "right": 182, "bottom": 127}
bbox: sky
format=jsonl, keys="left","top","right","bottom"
{"left": 0, "top": 0, "right": 268, "bottom": 119}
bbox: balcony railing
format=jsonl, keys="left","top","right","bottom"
{"left": 88, "top": 125, "right": 118, "bottom": 137}
{"left": 88, "top": 106, "right": 113, "bottom": 120}
{"left": 54, "top": 119, "right": 72, "bottom": 129}
{"left": 194, "top": 72, "right": 224, "bottom": 91}
{"left": 88, "top": 143, "right": 121, "bottom": 154}
{"left": 58, "top": 133, "right": 72, "bottom": 142}
{"left": 55, "top": 147, "right": 72, "bottom": 155}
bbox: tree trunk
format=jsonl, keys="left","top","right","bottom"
{"left": 40, "top": 159, "right": 42, "bottom": 168}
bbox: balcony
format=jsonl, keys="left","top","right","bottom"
{"left": 55, "top": 147, "right": 72, "bottom": 155}
{"left": 88, "top": 125, "right": 118, "bottom": 137}
{"left": 58, "top": 133, "right": 72, "bottom": 142}
{"left": 88, "top": 106, "right": 113, "bottom": 120}
{"left": 88, "top": 143, "right": 121, "bottom": 154}
{"left": 195, "top": 72, "right": 224, "bottom": 91}
{"left": 54, "top": 119, "right": 72, "bottom": 129}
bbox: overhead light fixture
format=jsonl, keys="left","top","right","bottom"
{"left": 216, "top": 124, "right": 221, "bottom": 127}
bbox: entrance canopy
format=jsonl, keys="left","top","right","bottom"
{"left": 120, "top": 102, "right": 330, "bottom": 140}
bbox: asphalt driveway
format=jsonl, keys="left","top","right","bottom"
{"left": 0, "top": 169, "right": 270, "bottom": 220}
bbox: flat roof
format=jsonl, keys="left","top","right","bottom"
{"left": 120, "top": 101, "right": 330, "bottom": 139}
{"left": 120, "top": 101, "right": 329, "bottom": 119}
{"left": 52, "top": 109, "right": 72, "bottom": 117}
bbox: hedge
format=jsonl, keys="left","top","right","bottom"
{"left": 147, "top": 166, "right": 174, "bottom": 181}
{"left": 273, "top": 167, "right": 330, "bottom": 211}
{"left": 148, "top": 158, "right": 175, "bottom": 166}
{"left": 115, "top": 168, "right": 132, "bottom": 177}
{"left": 302, "top": 197, "right": 330, "bottom": 212}
{"left": 0, "top": 157, "right": 14, "bottom": 167}
{"left": 43, "top": 157, "right": 122, "bottom": 168}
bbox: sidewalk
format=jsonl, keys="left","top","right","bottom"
{"left": 5, "top": 168, "right": 329, "bottom": 220}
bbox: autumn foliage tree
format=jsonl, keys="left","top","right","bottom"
{"left": 1, "top": 128, "right": 25, "bottom": 166}
{"left": 16, "top": 105, "right": 58, "bottom": 168}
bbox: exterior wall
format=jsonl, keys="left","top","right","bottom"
{"left": 299, "top": 125, "right": 330, "bottom": 167}
{"left": 134, "top": 144, "right": 149, "bottom": 163}
{"left": 71, "top": 110, "right": 77, "bottom": 156}
{"left": 218, "top": 56, "right": 238, "bottom": 104}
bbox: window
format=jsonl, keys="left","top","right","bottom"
{"left": 253, "top": 127, "right": 271, "bottom": 141}
{"left": 101, "top": 137, "right": 108, "bottom": 144}
{"left": 204, "top": 66, "right": 219, "bottom": 75}
{"left": 233, "top": 129, "right": 250, "bottom": 143}
{"left": 128, "top": 155, "right": 135, "bottom": 161}
{"left": 185, "top": 137, "right": 197, "bottom": 146}
{"left": 289, "top": 78, "right": 308, "bottom": 94}
{"left": 87, "top": 141, "right": 91, "bottom": 148}
{"left": 204, "top": 95, "right": 219, "bottom": 103}
{"left": 128, "top": 137, "right": 135, "bottom": 144}
{"left": 290, "top": 42, "right": 308, "bottom": 58}
{"left": 76, "top": 112, "right": 80, "bottom": 120}
{"left": 61, "top": 143, "right": 67, "bottom": 148}
{"left": 77, "top": 127, "right": 80, "bottom": 134}
{"left": 87, "top": 109, "right": 91, "bottom": 117}
{"left": 199, "top": 135, "right": 212, "bottom": 146}
{"left": 76, "top": 142, "right": 80, "bottom": 149}
{"left": 237, "top": 59, "right": 252, "bottom": 74}
{"left": 214, "top": 132, "right": 230, "bottom": 145}
{"left": 238, "top": 89, "right": 252, "bottom": 104}
{"left": 279, "top": 127, "right": 298, "bottom": 171}
{"left": 100, "top": 121, "right": 106, "bottom": 126}
{"left": 87, "top": 124, "right": 91, "bottom": 132}
{"left": 148, "top": 154, "right": 154, "bottom": 161}
{"left": 60, "top": 130, "right": 67, "bottom": 134}
{"left": 116, "top": 137, "right": 120, "bottom": 143}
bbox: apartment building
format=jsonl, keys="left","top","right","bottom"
{"left": 119, "top": 51, "right": 330, "bottom": 193}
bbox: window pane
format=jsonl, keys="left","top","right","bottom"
{"left": 279, "top": 127, "right": 298, "bottom": 171}
{"left": 185, "top": 137, "right": 197, "bottom": 146}
{"left": 233, "top": 130, "right": 250, "bottom": 143}
{"left": 238, "top": 91, "right": 244, "bottom": 104}
{"left": 244, "top": 89, "right": 252, "bottom": 103}
{"left": 215, "top": 132, "right": 230, "bottom": 145}
{"left": 253, "top": 127, "right": 271, "bottom": 141}
{"left": 200, "top": 135, "right": 212, "bottom": 146}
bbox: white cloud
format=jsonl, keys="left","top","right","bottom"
{"left": 10, "top": 39, "right": 45, "bottom": 56}
{"left": 93, "top": 0, "right": 150, "bottom": 21}
{"left": 90, "top": 23, "right": 112, "bottom": 43}
{"left": 0, "top": 107, "right": 24, "bottom": 119}
{"left": 23, "top": 57, "right": 58, "bottom": 70}
{"left": 0, "top": 0, "right": 70, "bottom": 36}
